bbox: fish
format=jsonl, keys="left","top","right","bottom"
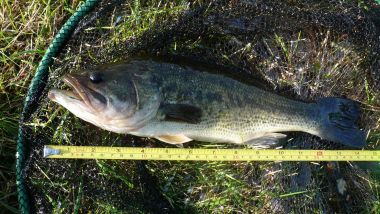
{"left": 48, "top": 59, "right": 366, "bottom": 148}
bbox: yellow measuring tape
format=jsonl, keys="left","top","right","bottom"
{"left": 43, "top": 145, "right": 380, "bottom": 161}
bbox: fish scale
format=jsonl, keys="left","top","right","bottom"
{"left": 156, "top": 66, "right": 315, "bottom": 117}
{"left": 131, "top": 61, "right": 321, "bottom": 145}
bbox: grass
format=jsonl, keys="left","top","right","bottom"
{"left": 255, "top": 26, "right": 380, "bottom": 211}
{"left": 0, "top": 0, "right": 81, "bottom": 213}
{"left": 1, "top": 0, "right": 380, "bottom": 213}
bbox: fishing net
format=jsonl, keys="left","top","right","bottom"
{"left": 17, "top": 0, "right": 380, "bottom": 213}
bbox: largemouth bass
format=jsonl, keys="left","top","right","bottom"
{"left": 48, "top": 59, "right": 366, "bottom": 148}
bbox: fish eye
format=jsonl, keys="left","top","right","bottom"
{"left": 89, "top": 72, "right": 103, "bottom": 84}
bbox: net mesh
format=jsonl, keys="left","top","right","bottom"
{"left": 20, "top": 0, "right": 380, "bottom": 213}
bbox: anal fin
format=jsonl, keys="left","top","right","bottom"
{"left": 156, "top": 134, "right": 193, "bottom": 144}
{"left": 244, "top": 133, "right": 287, "bottom": 149}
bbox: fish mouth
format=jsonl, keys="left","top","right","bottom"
{"left": 47, "top": 74, "right": 96, "bottom": 112}
{"left": 48, "top": 73, "right": 108, "bottom": 113}
{"left": 62, "top": 74, "right": 92, "bottom": 106}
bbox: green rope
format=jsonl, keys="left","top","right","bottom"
{"left": 16, "top": 0, "right": 99, "bottom": 213}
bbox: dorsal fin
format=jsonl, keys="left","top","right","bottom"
{"left": 160, "top": 104, "right": 202, "bottom": 124}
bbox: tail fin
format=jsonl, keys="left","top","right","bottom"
{"left": 317, "top": 97, "right": 366, "bottom": 148}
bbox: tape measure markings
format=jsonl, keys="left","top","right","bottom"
{"left": 43, "top": 145, "right": 380, "bottom": 161}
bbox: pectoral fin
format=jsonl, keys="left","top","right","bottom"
{"left": 156, "top": 134, "right": 193, "bottom": 144}
{"left": 244, "top": 133, "right": 287, "bottom": 149}
{"left": 160, "top": 104, "right": 202, "bottom": 124}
